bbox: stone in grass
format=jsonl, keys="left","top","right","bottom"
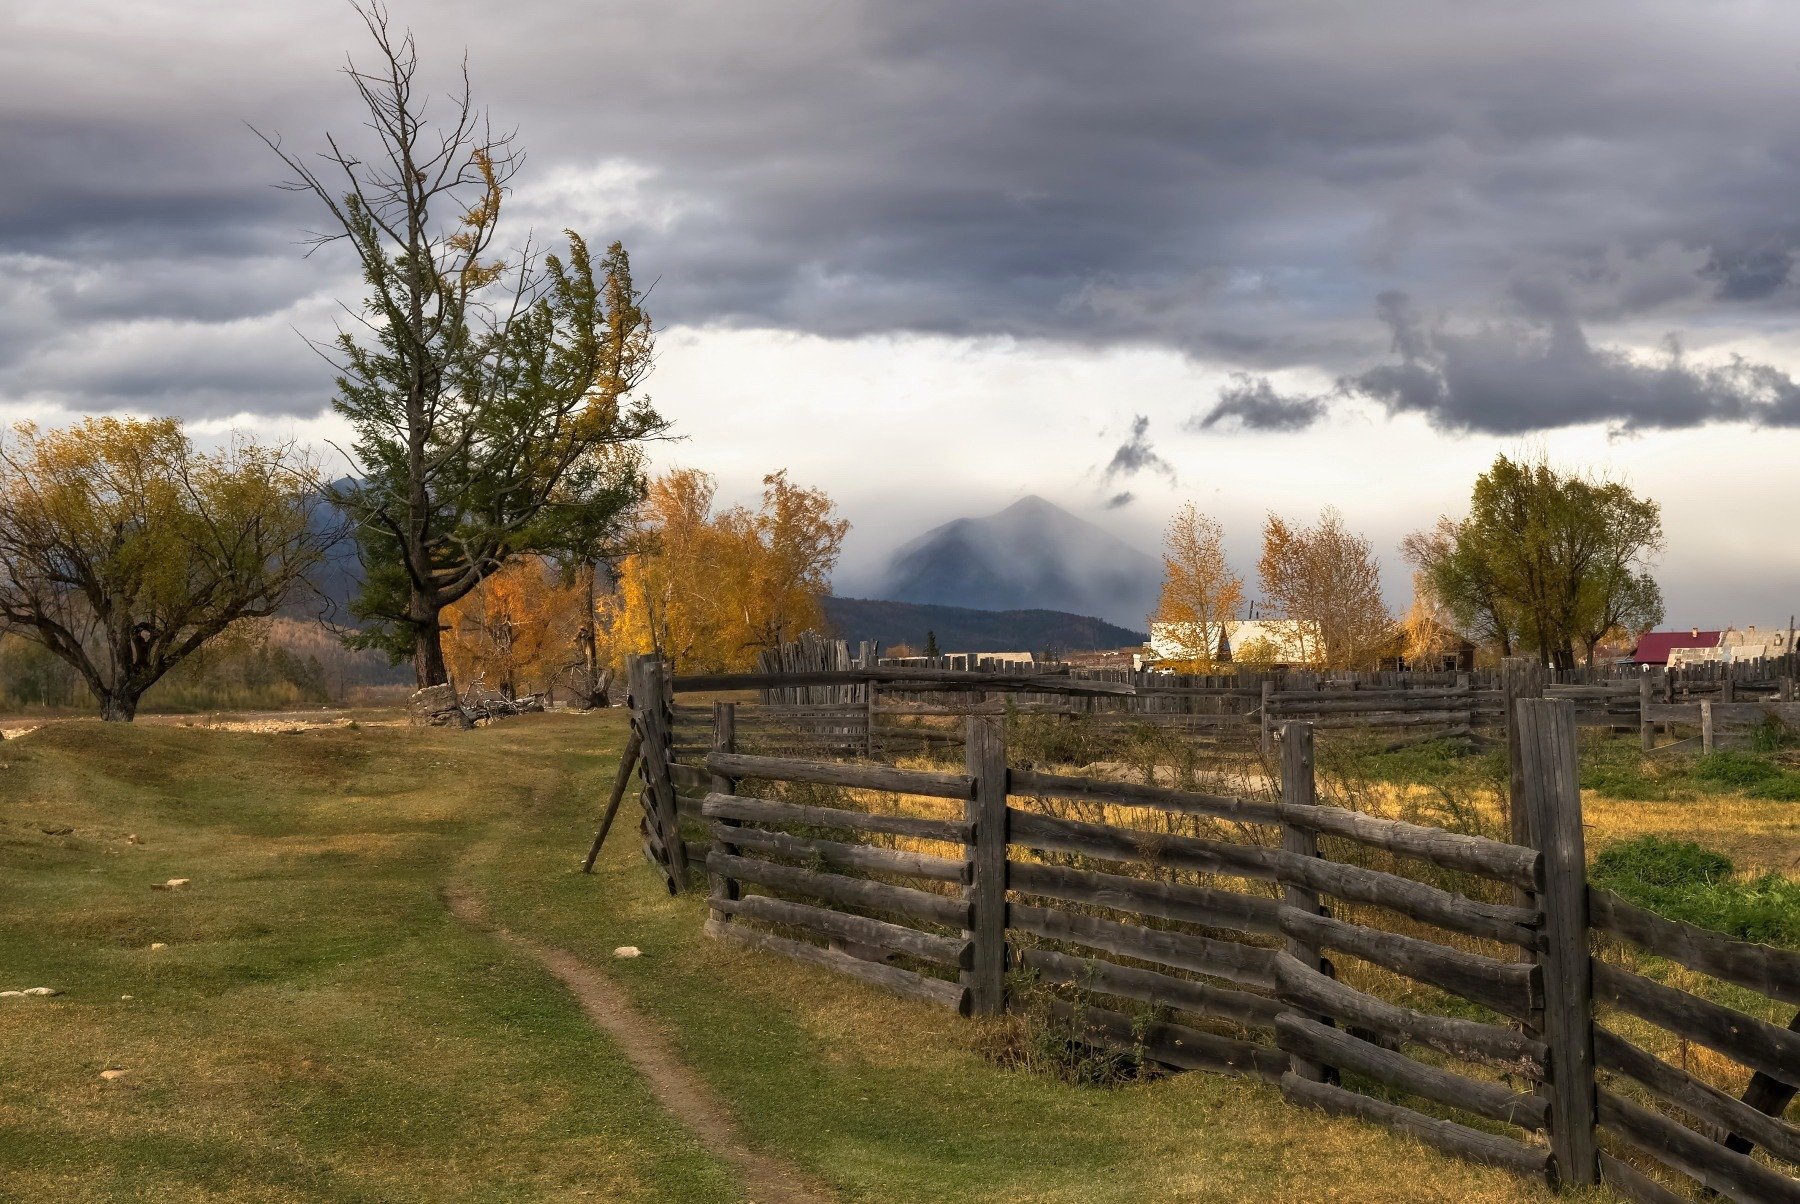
{"left": 612, "top": 946, "right": 643, "bottom": 959}
{"left": 149, "top": 943, "right": 167, "bottom": 951}
{"left": 150, "top": 878, "right": 191, "bottom": 891}
{"left": 0, "top": 991, "right": 21, "bottom": 998}
{"left": 20, "top": 987, "right": 60, "bottom": 997}
{"left": 99, "top": 1069, "right": 128, "bottom": 1082}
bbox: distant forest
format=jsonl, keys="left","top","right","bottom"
{"left": 821, "top": 596, "right": 1146, "bottom": 655}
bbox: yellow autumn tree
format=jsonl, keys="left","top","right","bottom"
{"left": 442, "top": 556, "right": 587, "bottom": 697}
{"left": 611, "top": 469, "right": 848, "bottom": 672}
{"left": 1149, "top": 503, "right": 1243, "bottom": 669}
{"left": 1258, "top": 507, "right": 1392, "bottom": 670}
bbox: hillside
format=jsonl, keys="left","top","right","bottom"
{"left": 822, "top": 596, "right": 1145, "bottom": 654}
{"left": 877, "top": 495, "right": 1159, "bottom": 629}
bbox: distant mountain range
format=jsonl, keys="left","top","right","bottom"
{"left": 822, "top": 596, "right": 1145, "bottom": 654}
{"left": 876, "top": 495, "right": 1160, "bottom": 630}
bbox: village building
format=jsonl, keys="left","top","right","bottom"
{"left": 1635, "top": 621, "right": 1797, "bottom": 667}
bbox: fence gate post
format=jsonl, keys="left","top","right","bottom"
{"left": 633, "top": 656, "right": 688, "bottom": 894}
{"left": 1502, "top": 656, "right": 1548, "bottom": 981}
{"left": 1279, "top": 721, "right": 1334, "bottom": 1083}
{"left": 706, "top": 701, "right": 739, "bottom": 921}
{"left": 1260, "top": 679, "right": 1275, "bottom": 756}
{"left": 1515, "top": 698, "right": 1599, "bottom": 1188}
{"left": 964, "top": 715, "right": 1008, "bottom": 1017}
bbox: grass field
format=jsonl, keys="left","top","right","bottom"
{"left": 6, "top": 710, "right": 1774, "bottom": 1201}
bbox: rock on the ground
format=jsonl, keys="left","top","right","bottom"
{"left": 0, "top": 991, "right": 22, "bottom": 998}
{"left": 148, "top": 943, "right": 167, "bottom": 950}
{"left": 99, "top": 1069, "right": 128, "bottom": 1081}
{"left": 20, "top": 987, "right": 60, "bottom": 997}
{"left": 612, "top": 946, "right": 643, "bottom": 959}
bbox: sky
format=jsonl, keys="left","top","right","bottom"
{"left": 6, "top": 0, "right": 1800, "bottom": 627}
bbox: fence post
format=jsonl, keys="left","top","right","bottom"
{"left": 1701, "top": 699, "right": 1715, "bottom": 754}
{"left": 706, "top": 701, "right": 739, "bottom": 921}
{"left": 1638, "top": 673, "right": 1653, "bottom": 753}
{"left": 1279, "top": 721, "right": 1333, "bottom": 1083}
{"left": 964, "top": 715, "right": 1008, "bottom": 1017}
{"left": 633, "top": 656, "right": 688, "bottom": 894}
{"left": 1260, "top": 679, "right": 1275, "bottom": 756}
{"left": 1516, "top": 698, "right": 1599, "bottom": 1189}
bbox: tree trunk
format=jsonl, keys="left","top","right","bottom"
{"left": 414, "top": 616, "right": 449, "bottom": 688}
{"left": 99, "top": 692, "right": 139, "bottom": 722}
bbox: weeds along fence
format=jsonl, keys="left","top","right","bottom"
{"left": 615, "top": 655, "right": 1800, "bottom": 1201}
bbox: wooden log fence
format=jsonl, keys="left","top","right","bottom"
{"left": 606, "top": 656, "right": 1798, "bottom": 1199}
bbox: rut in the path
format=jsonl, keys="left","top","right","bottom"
{"left": 443, "top": 889, "right": 837, "bottom": 1204}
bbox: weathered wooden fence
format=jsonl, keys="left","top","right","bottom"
{"left": 610, "top": 655, "right": 1799, "bottom": 1199}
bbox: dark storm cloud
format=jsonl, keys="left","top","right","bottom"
{"left": 12, "top": 1, "right": 1800, "bottom": 424}
{"left": 1340, "top": 289, "right": 1800, "bottom": 434}
{"left": 1103, "top": 416, "right": 1174, "bottom": 485}
{"left": 1105, "top": 491, "right": 1136, "bottom": 510}
{"left": 1194, "top": 374, "right": 1329, "bottom": 433}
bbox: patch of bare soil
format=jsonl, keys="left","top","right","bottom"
{"left": 442, "top": 887, "right": 837, "bottom": 1204}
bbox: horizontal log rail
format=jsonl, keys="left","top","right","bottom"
{"left": 1279, "top": 802, "right": 1542, "bottom": 889}
{"left": 1594, "top": 961, "right": 1800, "bottom": 1088}
{"left": 705, "top": 751, "right": 975, "bottom": 799}
{"left": 1018, "top": 946, "right": 1284, "bottom": 1029}
{"left": 702, "top": 792, "right": 970, "bottom": 843}
{"left": 1280, "top": 909, "right": 1541, "bottom": 1022}
{"left": 1007, "top": 858, "right": 1283, "bottom": 935}
{"left": 1274, "top": 954, "right": 1546, "bottom": 1073}
{"left": 1271, "top": 852, "right": 1539, "bottom": 948}
{"left": 1009, "top": 767, "right": 1282, "bottom": 826}
{"left": 1593, "top": 1027, "right": 1800, "bottom": 1166}
{"left": 1597, "top": 1088, "right": 1800, "bottom": 1203}
{"left": 1590, "top": 888, "right": 1800, "bottom": 1006}
{"left": 705, "top": 917, "right": 969, "bottom": 1013}
{"left": 1009, "top": 900, "right": 1279, "bottom": 990}
{"left": 672, "top": 667, "right": 1138, "bottom": 696}
{"left": 1275, "top": 1014, "right": 1548, "bottom": 1131}
{"left": 712, "top": 822, "right": 968, "bottom": 884}
{"left": 1007, "top": 808, "right": 1282, "bottom": 883}
{"left": 1280, "top": 1074, "right": 1552, "bottom": 1179}
{"left": 713, "top": 893, "right": 971, "bottom": 968}
{"left": 707, "top": 851, "right": 971, "bottom": 929}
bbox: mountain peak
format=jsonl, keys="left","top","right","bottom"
{"left": 877, "top": 497, "right": 1159, "bottom": 629}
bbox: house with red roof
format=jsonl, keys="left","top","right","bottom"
{"left": 1631, "top": 629, "right": 1720, "bottom": 666}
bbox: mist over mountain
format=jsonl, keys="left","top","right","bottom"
{"left": 876, "top": 496, "right": 1160, "bottom": 630}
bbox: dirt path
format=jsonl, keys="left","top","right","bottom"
{"left": 443, "top": 888, "right": 837, "bottom": 1204}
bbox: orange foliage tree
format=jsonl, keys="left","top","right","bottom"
{"left": 1258, "top": 507, "right": 1392, "bottom": 670}
{"left": 442, "top": 556, "right": 587, "bottom": 697}
{"left": 1149, "top": 503, "right": 1243, "bottom": 668}
{"left": 611, "top": 469, "right": 848, "bottom": 672}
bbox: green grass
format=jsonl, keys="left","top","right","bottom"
{"left": 1591, "top": 835, "right": 1800, "bottom": 945}
{"left": 2, "top": 713, "right": 1598, "bottom": 1203}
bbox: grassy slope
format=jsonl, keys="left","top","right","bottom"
{"left": 4, "top": 713, "right": 1598, "bottom": 1203}
{"left": 0, "top": 718, "right": 736, "bottom": 1203}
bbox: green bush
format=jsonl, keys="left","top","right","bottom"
{"left": 1591, "top": 836, "right": 1800, "bottom": 946}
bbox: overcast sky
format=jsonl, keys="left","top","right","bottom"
{"left": 7, "top": 0, "right": 1800, "bottom": 625}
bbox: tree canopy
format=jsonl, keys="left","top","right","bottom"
{"left": 610, "top": 469, "right": 848, "bottom": 673}
{"left": 0, "top": 418, "right": 334, "bottom": 720}
{"left": 1257, "top": 507, "right": 1391, "bottom": 669}
{"left": 1149, "top": 503, "right": 1243, "bottom": 667}
{"left": 263, "top": 6, "right": 666, "bottom": 687}
{"left": 1408, "top": 454, "right": 1664, "bottom": 668}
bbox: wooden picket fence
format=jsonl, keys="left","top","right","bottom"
{"left": 614, "top": 656, "right": 1798, "bottom": 1200}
